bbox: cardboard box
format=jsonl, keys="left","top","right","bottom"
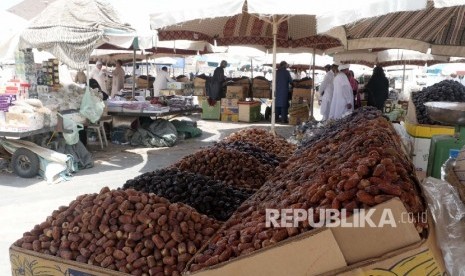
{"left": 252, "top": 78, "right": 270, "bottom": 89}
{"left": 160, "top": 89, "right": 178, "bottom": 96}
{"left": 226, "top": 86, "right": 246, "bottom": 100}
{"left": 238, "top": 101, "right": 261, "bottom": 122}
{"left": 201, "top": 100, "right": 221, "bottom": 120}
{"left": 221, "top": 114, "right": 239, "bottom": 122}
{"left": 404, "top": 119, "right": 455, "bottom": 172}
{"left": 252, "top": 88, "right": 271, "bottom": 99}
{"left": 187, "top": 199, "right": 443, "bottom": 276}
{"left": 289, "top": 114, "right": 309, "bottom": 125}
{"left": 291, "top": 88, "right": 311, "bottom": 104}
{"left": 194, "top": 77, "right": 206, "bottom": 87}
{"left": 10, "top": 245, "right": 128, "bottom": 276}
{"left": 411, "top": 137, "right": 431, "bottom": 172}
{"left": 167, "top": 82, "right": 187, "bottom": 90}
{"left": 220, "top": 107, "right": 239, "bottom": 115}
{"left": 194, "top": 87, "right": 206, "bottom": 96}
{"left": 220, "top": 98, "right": 239, "bottom": 108}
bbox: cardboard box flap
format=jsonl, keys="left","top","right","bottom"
{"left": 331, "top": 198, "right": 421, "bottom": 264}
{"left": 189, "top": 228, "right": 346, "bottom": 276}
{"left": 10, "top": 245, "right": 128, "bottom": 276}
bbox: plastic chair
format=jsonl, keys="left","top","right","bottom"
{"left": 87, "top": 115, "right": 112, "bottom": 149}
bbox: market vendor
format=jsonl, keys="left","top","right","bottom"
{"left": 153, "top": 66, "right": 175, "bottom": 97}
{"left": 75, "top": 70, "right": 87, "bottom": 85}
{"left": 275, "top": 61, "right": 293, "bottom": 124}
{"left": 206, "top": 60, "right": 228, "bottom": 100}
{"left": 111, "top": 59, "right": 125, "bottom": 98}
{"left": 89, "top": 61, "right": 108, "bottom": 93}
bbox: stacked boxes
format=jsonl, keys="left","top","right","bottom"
{"left": 238, "top": 101, "right": 261, "bottom": 122}
{"left": 288, "top": 103, "right": 310, "bottom": 125}
{"left": 233, "top": 78, "right": 251, "bottom": 98}
{"left": 288, "top": 88, "right": 311, "bottom": 125}
{"left": 226, "top": 86, "right": 246, "bottom": 101}
{"left": 193, "top": 77, "right": 206, "bottom": 96}
{"left": 252, "top": 78, "right": 271, "bottom": 99}
{"left": 221, "top": 98, "right": 239, "bottom": 122}
{"left": 291, "top": 88, "right": 312, "bottom": 105}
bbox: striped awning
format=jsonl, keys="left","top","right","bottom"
{"left": 333, "top": 48, "right": 449, "bottom": 67}
{"left": 330, "top": 2, "right": 465, "bottom": 57}
{"left": 157, "top": 12, "right": 342, "bottom": 54}
{"left": 19, "top": 0, "right": 135, "bottom": 69}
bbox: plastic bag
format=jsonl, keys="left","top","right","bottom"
{"left": 61, "top": 115, "right": 84, "bottom": 145}
{"left": 421, "top": 177, "right": 465, "bottom": 276}
{"left": 80, "top": 87, "right": 104, "bottom": 123}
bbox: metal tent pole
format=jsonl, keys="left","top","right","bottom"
{"left": 270, "top": 17, "right": 278, "bottom": 135}
{"left": 311, "top": 47, "right": 316, "bottom": 119}
{"left": 132, "top": 48, "right": 136, "bottom": 99}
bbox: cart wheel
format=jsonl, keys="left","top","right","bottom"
{"left": 11, "top": 148, "right": 40, "bottom": 178}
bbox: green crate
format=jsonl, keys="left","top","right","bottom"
{"left": 201, "top": 100, "right": 221, "bottom": 120}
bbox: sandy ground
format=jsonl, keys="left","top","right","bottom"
{"left": 0, "top": 113, "right": 300, "bottom": 275}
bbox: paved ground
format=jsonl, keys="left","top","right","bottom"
{"left": 0, "top": 115, "right": 296, "bottom": 275}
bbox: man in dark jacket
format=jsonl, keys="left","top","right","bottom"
{"left": 275, "top": 61, "right": 293, "bottom": 123}
{"left": 206, "top": 60, "right": 227, "bottom": 100}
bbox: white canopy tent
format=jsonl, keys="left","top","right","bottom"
{"left": 151, "top": 0, "right": 428, "bottom": 131}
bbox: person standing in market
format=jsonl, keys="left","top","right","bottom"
{"left": 365, "top": 66, "right": 389, "bottom": 111}
{"left": 348, "top": 70, "right": 360, "bottom": 109}
{"left": 111, "top": 59, "right": 125, "bottom": 98}
{"left": 89, "top": 60, "right": 108, "bottom": 93}
{"left": 206, "top": 60, "right": 228, "bottom": 101}
{"left": 275, "top": 61, "right": 293, "bottom": 123}
{"left": 329, "top": 64, "right": 354, "bottom": 120}
{"left": 74, "top": 70, "right": 87, "bottom": 85}
{"left": 153, "top": 66, "right": 175, "bottom": 97}
{"left": 318, "top": 64, "right": 334, "bottom": 121}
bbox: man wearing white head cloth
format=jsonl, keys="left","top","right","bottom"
{"left": 319, "top": 64, "right": 334, "bottom": 121}
{"left": 89, "top": 60, "right": 108, "bottom": 93}
{"left": 328, "top": 64, "right": 354, "bottom": 120}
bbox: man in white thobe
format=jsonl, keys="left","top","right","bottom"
{"left": 328, "top": 64, "right": 354, "bottom": 120}
{"left": 319, "top": 64, "right": 334, "bottom": 121}
{"left": 153, "top": 66, "right": 175, "bottom": 97}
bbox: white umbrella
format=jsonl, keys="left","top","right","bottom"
{"left": 333, "top": 49, "right": 449, "bottom": 67}
{"left": 18, "top": 0, "right": 136, "bottom": 70}
{"left": 0, "top": 11, "right": 28, "bottom": 63}
{"left": 150, "top": 0, "right": 427, "bottom": 132}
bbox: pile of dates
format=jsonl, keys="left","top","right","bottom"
{"left": 412, "top": 80, "right": 465, "bottom": 124}
{"left": 15, "top": 187, "right": 221, "bottom": 276}
{"left": 213, "top": 141, "right": 282, "bottom": 167}
{"left": 123, "top": 168, "right": 254, "bottom": 221}
{"left": 172, "top": 147, "right": 272, "bottom": 190}
{"left": 222, "top": 128, "right": 296, "bottom": 158}
{"left": 188, "top": 107, "right": 426, "bottom": 272}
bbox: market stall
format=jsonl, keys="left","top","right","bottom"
{"left": 9, "top": 107, "right": 458, "bottom": 275}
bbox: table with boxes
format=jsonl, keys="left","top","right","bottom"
{"left": 201, "top": 85, "right": 261, "bottom": 123}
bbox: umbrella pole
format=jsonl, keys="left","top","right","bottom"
{"left": 311, "top": 47, "right": 316, "bottom": 119}
{"left": 401, "top": 62, "right": 406, "bottom": 99}
{"left": 146, "top": 54, "right": 150, "bottom": 98}
{"left": 251, "top": 58, "right": 253, "bottom": 79}
{"left": 132, "top": 48, "right": 136, "bottom": 99}
{"left": 270, "top": 17, "right": 278, "bottom": 135}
